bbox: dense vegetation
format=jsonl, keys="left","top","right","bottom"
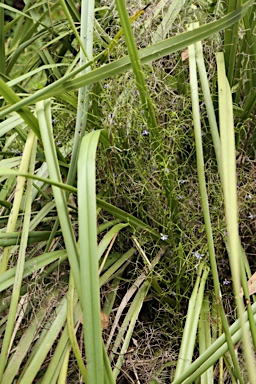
{"left": 0, "top": 0, "right": 255, "bottom": 383}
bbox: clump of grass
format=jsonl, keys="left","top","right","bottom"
{"left": 0, "top": 0, "right": 255, "bottom": 383}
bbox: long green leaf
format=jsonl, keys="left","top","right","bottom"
{"left": 66, "top": 0, "right": 95, "bottom": 189}
{"left": 17, "top": 297, "right": 68, "bottom": 384}
{"left": 0, "top": 77, "right": 40, "bottom": 137}
{"left": 0, "top": 132, "right": 37, "bottom": 381}
{"left": 113, "top": 281, "right": 150, "bottom": 380}
{"left": 0, "top": 250, "right": 67, "bottom": 292}
{"left": 1, "top": 292, "right": 56, "bottom": 384}
{"left": 172, "top": 303, "right": 256, "bottom": 384}
{"left": 36, "top": 99, "right": 81, "bottom": 298}
{"left": 174, "top": 264, "right": 209, "bottom": 380}
{"left": 0, "top": 0, "right": 5, "bottom": 74}
{"left": 78, "top": 130, "right": 105, "bottom": 384}
{"left": 189, "top": 26, "right": 244, "bottom": 382}
{"left": 97, "top": 223, "right": 128, "bottom": 260}
{"left": 217, "top": 52, "right": 256, "bottom": 381}
{"left": 67, "top": 275, "right": 87, "bottom": 384}
{"left": 224, "top": 0, "right": 241, "bottom": 86}
{"left": 0, "top": 231, "right": 61, "bottom": 246}
{"left": 0, "top": 134, "right": 36, "bottom": 274}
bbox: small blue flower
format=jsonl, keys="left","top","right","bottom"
{"left": 223, "top": 278, "right": 231, "bottom": 285}
{"left": 160, "top": 233, "right": 168, "bottom": 241}
{"left": 248, "top": 213, "right": 254, "bottom": 219}
{"left": 165, "top": 168, "right": 170, "bottom": 174}
{"left": 193, "top": 251, "right": 204, "bottom": 260}
{"left": 142, "top": 129, "right": 149, "bottom": 136}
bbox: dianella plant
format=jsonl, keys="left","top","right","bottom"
{"left": 0, "top": 0, "right": 255, "bottom": 383}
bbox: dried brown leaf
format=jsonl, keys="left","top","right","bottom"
{"left": 182, "top": 49, "right": 189, "bottom": 61}
{"left": 101, "top": 312, "right": 109, "bottom": 330}
{"left": 240, "top": 271, "right": 256, "bottom": 297}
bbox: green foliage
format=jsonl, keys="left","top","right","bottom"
{"left": 0, "top": 0, "right": 255, "bottom": 383}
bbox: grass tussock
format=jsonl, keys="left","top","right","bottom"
{"left": 0, "top": 0, "right": 255, "bottom": 383}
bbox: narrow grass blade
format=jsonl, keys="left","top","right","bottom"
{"left": 240, "top": 5, "right": 256, "bottom": 119}
{"left": 59, "top": 0, "right": 89, "bottom": 60}
{"left": 66, "top": 0, "right": 95, "bottom": 188}
{"left": 78, "top": 130, "right": 109, "bottom": 384}
{"left": 1, "top": 293, "right": 53, "bottom": 383}
{"left": 67, "top": 275, "right": 87, "bottom": 384}
{"left": 112, "top": 281, "right": 150, "bottom": 380}
{"left": 143, "top": 0, "right": 175, "bottom": 30}
{"left": 242, "top": 89, "right": 256, "bottom": 119}
{"left": 0, "top": 132, "right": 36, "bottom": 274}
{"left": 107, "top": 251, "right": 163, "bottom": 355}
{"left": 174, "top": 263, "right": 209, "bottom": 379}
{"left": 0, "top": 158, "right": 22, "bottom": 175}
{"left": 0, "top": 250, "right": 67, "bottom": 292}
{"left": 188, "top": 25, "right": 244, "bottom": 382}
{"left": 217, "top": 51, "right": 256, "bottom": 381}
{"left": 194, "top": 32, "right": 222, "bottom": 173}
{"left": 0, "top": 115, "right": 24, "bottom": 137}
{"left": 172, "top": 303, "right": 256, "bottom": 384}
{"left": 151, "top": 0, "right": 185, "bottom": 43}
{"left": 97, "top": 219, "right": 121, "bottom": 234}
{"left": 36, "top": 99, "right": 81, "bottom": 297}
{"left": 41, "top": 300, "right": 82, "bottom": 384}
{"left": 100, "top": 248, "right": 135, "bottom": 287}
{"left": 0, "top": 131, "right": 37, "bottom": 381}
{"left": 0, "top": 77, "right": 40, "bottom": 137}
{"left": 100, "top": 5, "right": 148, "bottom": 64}
{"left": 17, "top": 297, "right": 68, "bottom": 384}
{"left": 0, "top": 168, "right": 77, "bottom": 194}
{"left": 199, "top": 297, "right": 213, "bottom": 384}
{"left": 115, "top": 0, "right": 157, "bottom": 131}
{"left": 97, "top": 223, "right": 128, "bottom": 260}
{"left": 96, "top": 198, "right": 160, "bottom": 239}
{"left": 56, "top": 348, "right": 71, "bottom": 384}
{"left": 0, "top": 230, "right": 61, "bottom": 246}
{"left": 0, "top": 0, "right": 6, "bottom": 74}
{"left": 224, "top": 0, "right": 241, "bottom": 86}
